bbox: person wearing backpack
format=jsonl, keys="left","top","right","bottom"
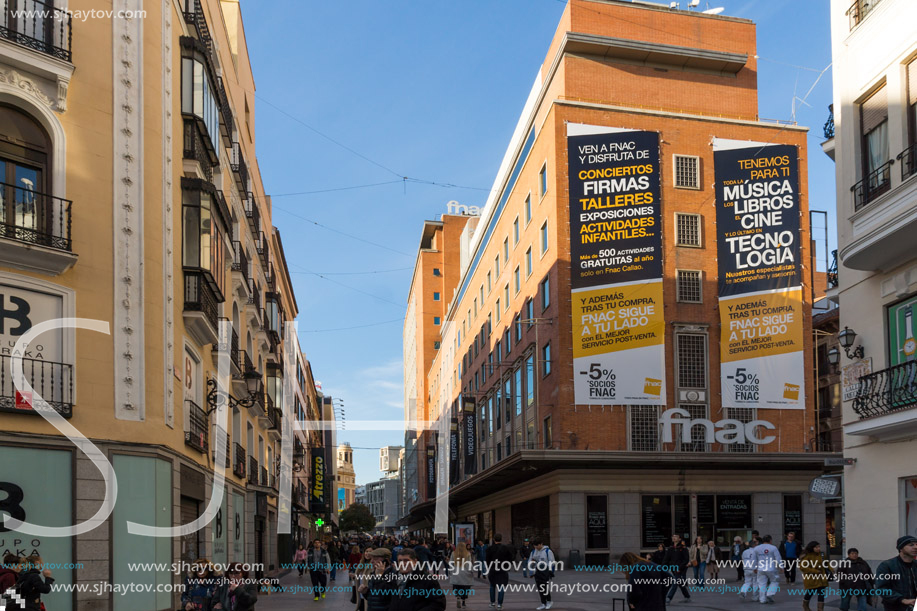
{"left": 527, "top": 538, "right": 556, "bottom": 610}
{"left": 15, "top": 554, "right": 54, "bottom": 611}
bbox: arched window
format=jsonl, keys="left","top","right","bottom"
{"left": 0, "top": 105, "right": 52, "bottom": 241}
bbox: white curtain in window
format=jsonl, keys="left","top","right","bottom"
{"left": 867, "top": 120, "right": 889, "bottom": 175}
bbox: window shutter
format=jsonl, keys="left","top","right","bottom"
{"left": 861, "top": 86, "right": 888, "bottom": 134}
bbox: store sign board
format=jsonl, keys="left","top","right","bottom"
{"left": 842, "top": 358, "right": 872, "bottom": 402}
{"left": 660, "top": 408, "right": 776, "bottom": 445}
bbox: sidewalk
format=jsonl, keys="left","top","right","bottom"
{"left": 258, "top": 566, "right": 876, "bottom": 611}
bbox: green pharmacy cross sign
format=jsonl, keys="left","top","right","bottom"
{"left": 315, "top": 519, "right": 324, "bottom": 527}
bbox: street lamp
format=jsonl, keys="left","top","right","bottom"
{"left": 826, "top": 346, "right": 840, "bottom": 366}
{"left": 837, "top": 326, "right": 864, "bottom": 360}
{"left": 204, "top": 368, "right": 262, "bottom": 416}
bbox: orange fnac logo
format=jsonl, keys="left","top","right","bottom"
{"left": 644, "top": 378, "right": 662, "bottom": 395}
{"left": 783, "top": 383, "right": 800, "bottom": 400}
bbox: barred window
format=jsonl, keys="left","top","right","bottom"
{"left": 726, "top": 408, "right": 757, "bottom": 453}
{"left": 679, "top": 404, "right": 708, "bottom": 452}
{"left": 674, "top": 155, "right": 700, "bottom": 189}
{"left": 676, "top": 334, "right": 706, "bottom": 388}
{"left": 677, "top": 270, "right": 702, "bottom": 303}
{"left": 630, "top": 405, "right": 659, "bottom": 451}
{"left": 676, "top": 213, "right": 701, "bottom": 247}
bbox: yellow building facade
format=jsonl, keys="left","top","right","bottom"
{"left": 0, "top": 2, "right": 318, "bottom": 609}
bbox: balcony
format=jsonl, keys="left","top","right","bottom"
{"left": 211, "top": 318, "right": 241, "bottom": 374}
{"left": 182, "top": 0, "right": 215, "bottom": 65}
{"left": 183, "top": 119, "right": 217, "bottom": 182}
{"left": 260, "top": 465, "right": 267, "bottom": 487}
{"left": 0, "top": 181, "right": 76, "bottom": 275}
{"left": 821, "top": 105, "right": 835, "bottom": 161}
{"left": 230, "top": 141, "right": 249, "bottom": 194}
{"left": 846, "top": 0, "right": 882, "bottom": 30}
{"left": 842, "top": 152, "right": 917, "bottom": 271}
{"left": 246, "top": 377, "right": 265, "bottom": 420}
{"left": 231, "top": 348, "right": 253, "bottom": 397}
{"left": 827, "top": 249, "right": 838, "bottom": 289}
{"left": 212, "top": 435, "right": 231, "bottom": 469}
{"left": 231, "top": 241, "right": 251, "bottom": 299}
{"left": 248, "top": 456, "right": 258, "bottom": 485}
{"left": 184, "top": 400, "right": 209, "bottom": 453}
{"left": 269, "top": 407, "right": 282, "bottom": 441}
{"left": 233, "top": 442, "right": 246, "bottom": 479}
{"left": 254, "top": 231, "right": 268, "bottom": 267}
{"left": 183, "top": 270, "right": 220, "bottom": 345}
{"left": 0, "top": 0, "right": 72, "bottom": 62}
{"left": 244, "top": 192, "right": 260, "bottom": 235}
{"left": 852, "top": 160, "right": 893, "bottom": 212}
{"left": 847, "top": 361, "right": 917, "bottom": 440}
{"left": 0, "top": 354, "right": 72, "bottom": 417}
{"left": 217, "top": 76, "right": 233, "bottom": 148}
{"left": 265, "top": 262, "right": 275, "bottom": 291}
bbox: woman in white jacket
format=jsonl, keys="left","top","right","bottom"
{"left": 450, "top": 543, "right": 474, "bottom": 608}
{"left": 527, "top": 538, "right": 556, "bottom": 610}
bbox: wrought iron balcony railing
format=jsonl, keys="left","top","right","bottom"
{"left": 897, "top": 142, "right": 917, "bottom": 183}
{"left": 183, "top": 271, "right": 219, "bottom": 332}
{"left": 233, "top": 442, "right": 246, "bottom": 478}
{"left": 248, "top": 456, "right": 258, "bottom": 485}
{"left": 217, "top": 76, "right": 233, "bottom": 148}
{"left": 852, "top": 159, "right": 893, "bottom": 211}
{"left": 212, "top": 435, "right": 231, "bottom": 469}
{"left": 214, "top": 318, "right": 240, "bottom": 371}
{"left": 827, "top": 249, "right": 838, "bottom": 289}
{"left": 231, "top": 241, "right": 250, "bottom": 286}
{"left": 852, "top": 361, "right": 917, "bottom": 419}
{"left": 182, "top": 0, "right": 215, "bottom": 65}
{"left": 185, "top": 400, "right": 209, "bottom": 453}
{"left": 0, "top": 181, "right": 72, "bottom": 251}
{"left": 183, "top": 119, "right": 215, "bottom": 182}
{"left": 260, "top": 465, "right": 267, "bottom": 487}
{"left": 0, "top": 0, "right": 72, "bottom": 61}
{"left": 846, "top": 0, "right": 882, "bottom": 30}
{"left": 244, "top": 192, "right": 259, "bottom": 235}
{"left": 247, "top": 278, "right": 261, "bottom": 310}
{"left": 230, "top": 141, "right": 248, "bottom": 194}
{"left": 254, "top": 231, "right": 268, "bottom": 266}
{"left": 823, "top": 105, "right": 834, "bottom": 140}
{"left": 270, "top": 407, "right": 282, "bottom": 432}
{"left": 0, "top": 354, "right": 73, "bottom": 417}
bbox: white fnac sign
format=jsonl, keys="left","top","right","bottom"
{"left": 660, "top": 408, "right": 776, "bottom": 445}
{"left": 446, "top": 200, "right": 480, "bottom": 216}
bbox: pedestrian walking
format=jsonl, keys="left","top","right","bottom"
{"left": 651, "top": 543, "right": 666, "bottom": 565}
{"left": 520, "top": 539, "right": 534, "bottom": 578}
{"left": 875, "top": 535, "right": 917, "bottom": 611}
{"left": 485, "top": 533, "right": 514, "bottom": 610}
{"left": 450, "top": 543, "right": 474, "bottom": 609}
{"left": 754, "top": 535, "right": 783, "bottom": 604}
{"left": 739, "top": 538, "right": 758, "bottom": 601}
{"left": 390, "top": 548, "right": 447, "bottom": 611}
{"left": 294, "top": 544, "right": 309, "bottom": 577}
{"left": 329, "top": 540, "right": 341, "bottom": 582}
{"left": 689, "top": 536, "right": 706, "bottom": 585}
{"left": 837, "top": 547, "right": 872, "bottom": 611}
{"left": 798, "top": 541, "right": 832, "bottom": 611}
{"left": 308, "top": 539, "right": 332, "bottom": 601}
{"left": 0, "top": 553, "right": 20, "bottom": 594}
{"left": 732, "top": 537, "right": 746, "bottom": 582}
{"left": 663, "top": 534, "right": 692, "bottom": 604}
{"left": 352, "top": 546, "right": 375, "bottom": 608}
{"left": 415, "top": 540, "right": 436, "bottom": 567}
{"left": 474, "top": 540, "right": 488, "bottom": 579}
{"left": 12, "top": 554, "right": 53, "bottom": 611}
{"left": 361, "top": 548, "right": 397, "bottom": 611}
{"left": 779, "top": 531, "right": 801, "bottom": 584}
{"left": 620, "top": 551, "right": 669, "bottom": 611}
{"left": 705, "top": 541, "right": 721, "bottom": 584}
{"left": 528, "top": 537, "right": 556, "bottom": 610}
{"left": 210, "top": 563, "right": 258, "bottom": 611}
{"left": 181, "top": 559, "right": 216, "bottom": 610}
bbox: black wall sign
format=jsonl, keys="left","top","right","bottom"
{"left": 641, "top": 495, "right": 672, "bottom": 548}
{"left": 717, "top": 495, "right": 752, "bottom": 529}
{"left": 697, "top": 495, "right": 716, "bottom": 524}
{"left": 463, "top": 396, "right": 476, "bottom": 475}
{"left": 449, "top": 420, "right": 459, "bottom": 487}
{"left": 783, "top": 494, "right": 803, "bottom": 540}
{"left": 310, "top": 450, "right": 326, "bottom": 513}
{"left": 426, "top": 445, "right": 436, "bottom": 500}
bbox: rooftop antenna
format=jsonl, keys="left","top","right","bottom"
{"left": 688, "top": 0, "right": 700, "bottom": 8}
{"left": 669, "top": 1, "right": 679, "bottom": 8}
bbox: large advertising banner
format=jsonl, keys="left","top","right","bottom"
{"left": 568, "top": 127, "right": 666, "bottom": 405}
{"left": 715, "top": 143, "right": 805, "bottom": 409}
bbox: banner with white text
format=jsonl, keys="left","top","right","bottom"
{"left": 715, "top": 143, "right": 804, "bottom": 409}
{"left": 568, "top": 127, "right": 666, "bottom": 405}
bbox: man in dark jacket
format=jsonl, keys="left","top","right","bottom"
{"left": 778, "top": 531, "right": 800, "bottom": 584}
{"left": 361, "top": 548, "right": 399, "bottom": 611}
{"left": 876, "top": 536, "right": 917, "bottom": 611}
{"left": 662, "top": 535, "right": 691, "bottom": 604}
{"left": 837, "top": 548, "right": 872, "bottom": 611}
{"left": 620, "top": 552, "right": 669, "bottom": 611}
{"left": 15, "top": 556, "right": 54, "bottom": 611}
{"left": 414, "top": 540, "right": 435, "bottom": 567}
{"left": 485, "top": 534, "right": 515, "bottom": 610}
{"left": 390, "top": 548, "right": 446, "bottom": 611}
{"left": 520, "top": 539, "right": 534, "bottom": 578}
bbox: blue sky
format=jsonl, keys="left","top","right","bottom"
{"left": 242, "top": 0, "right": 836, "bottom": 485}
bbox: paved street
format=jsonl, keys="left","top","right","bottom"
{"left": 258, "top": 567, "right": 874, "bottom": 611}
